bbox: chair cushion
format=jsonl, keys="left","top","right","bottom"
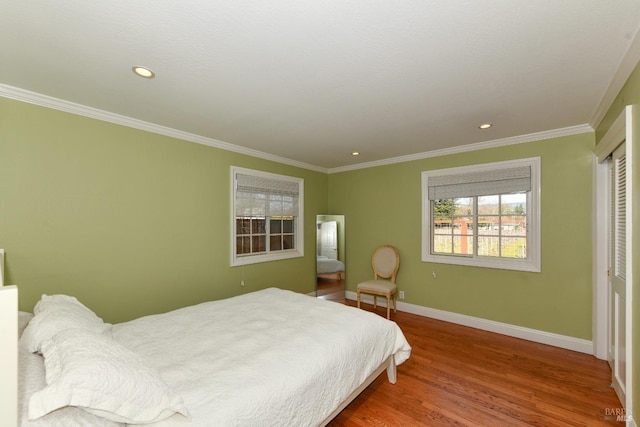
{"left": 357, "top": 280, "right": 397, "bottom": 293}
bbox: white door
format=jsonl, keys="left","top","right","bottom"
{"left": 609, "top": 141, "right": 628, "bottom": 407}
{"left": 319, "top": 221, "right": 338, "bottom": 259}
{"left": 594, "top": 105, "right": 634, "bottom": 420}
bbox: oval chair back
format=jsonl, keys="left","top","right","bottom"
{"left": 372, "top": 245, "right": 400, "bottom": 282}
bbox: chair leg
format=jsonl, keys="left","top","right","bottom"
{"left": 386, "top": 295, "right": 390, "bottom": 319}
{"left": 357, "top": 290, "right": 361, "bottom": 309}
{"left": 393, "top": 293, "right": 397, "bottom": 313}
{"left": 373, "top": 295, "right": 377, "bottom": 309}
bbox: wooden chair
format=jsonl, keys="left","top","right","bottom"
{"left": 356, "top": 245, "right": 400, "bottom": 319}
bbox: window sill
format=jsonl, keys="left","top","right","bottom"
{"left": 422, "top": 253, "right": 540, "bottom": 273}
{"left": 231, "top": 250, "right": 304, "bottom": 267}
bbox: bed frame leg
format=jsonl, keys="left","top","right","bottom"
{"left": 386, "top": 357, "right": 397, "bottom": 384}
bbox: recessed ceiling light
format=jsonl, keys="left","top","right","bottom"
{"left": 132, "top": 66, "right": 155, "bottom": 78}
{"left": 351, "top": 151, "right": 360, "bottom": 156}
{"left": 479, "top": 123, "right": 492, "bottom": 129}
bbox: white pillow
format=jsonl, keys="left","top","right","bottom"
{"left": 21, "top": 294, "right": 111, "bottom": 353}
{"left": 18, "top": 311, "right": 33, "bottom": 337}
{"left": 29, "top": 328, "right": 190, "bottom": 424}
{"left": 18, "top": 344, "right": 120, "bottom": 427}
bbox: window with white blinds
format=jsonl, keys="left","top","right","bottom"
{"left": 421, "top": 157, "right": 541, "bottom": 272}
{"left": 231, "top": 167, "right": 304, "bottom": 266}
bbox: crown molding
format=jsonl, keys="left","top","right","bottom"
{"left": 328, "top": 124, "right": 593, "bottom": 174}
{"left": 591, "top": 25, "right": 640, "bottom": 130}
{"left": 2, "top": 84, "right": 594, "bottom": 176}
{"left": 0, "top": 84, "right": 328, "bottom": 174}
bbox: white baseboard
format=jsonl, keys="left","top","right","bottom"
{"left": 347, "top": 291, "right": 593, "bottom": 355}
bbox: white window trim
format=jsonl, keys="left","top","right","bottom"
{"left": 421, "top": 157, "right": 541, "bottom": 272}
{"left": 230, "top": 166, "right": 304, "bottom": 267}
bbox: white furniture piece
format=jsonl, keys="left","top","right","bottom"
{"left": 1, "top": 248, "right": 18, "bottom": 427}
{"left": 357, "top": 245, "right": 400, "bottom": 319}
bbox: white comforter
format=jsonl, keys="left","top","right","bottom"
{"left": 316, "top": 257, "right": 346, "bottom": 274}
{"left": 111, "top": 288, "right": 411, "bottom": 426}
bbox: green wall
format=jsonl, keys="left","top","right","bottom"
{"left": 0, "top": 98, "right": 328, "bottom": 322}
{"left": 329, "top": 133, "right": 595, "bottom": 340}
{"left": 596, "top": 60, "right": 640, "bottom": 425}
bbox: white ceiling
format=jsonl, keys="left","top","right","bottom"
{"left": 2, "top": 1, "right": 640, "bottom": 171}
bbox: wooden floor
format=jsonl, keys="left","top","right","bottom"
{"left": 328, "top": 300, "right": 624, "bottom": 426}
{"left": 317, "top": 278, "right": 346, "bottom": 303}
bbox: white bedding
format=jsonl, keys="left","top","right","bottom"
{"left": 18, "top": 310, "right": 121, "bottom": 427}
{"left": 19, "top": 346, "right": 122, "bottom": 427}
{"left": 111, "top": 288, "right": 411, "bottom": 426}
{"left": 316, "top": 257, "right": 345, "bottom": 274}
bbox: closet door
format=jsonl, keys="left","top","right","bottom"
{"left": 609, "top": 141, "right": 628, "bottom": 407}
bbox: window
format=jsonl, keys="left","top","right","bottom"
{"left": 231, "top": 167, "right": 304, "bottom": 266}
{"left": 421, "top": 157, "right": 540, "bottom": 272}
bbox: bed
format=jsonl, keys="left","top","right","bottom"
{"left": 10, "top": 287, "right": 411, "bottom": 426}
{"left": 316, "top": 256, "right": 346, "bottom": 280}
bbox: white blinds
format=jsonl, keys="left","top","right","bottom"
{"left": 427, "top": 165, "right": 531, "bottom": 200}
{"left": 236, "top": 173, "right": 299, "bottom": 217}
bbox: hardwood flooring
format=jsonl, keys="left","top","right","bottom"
{"left": 317, "top": 278, "right": 346, "bottom": 303}
{"left": 328, "top": 300, "right": 623, "bottom": 426}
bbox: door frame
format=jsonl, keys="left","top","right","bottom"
{"left": 593, "top": 105, "right": 634, "bottom": 416}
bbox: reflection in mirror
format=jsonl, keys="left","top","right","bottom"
{"left": 316, "top": 215, "right": 345, "bottom": 303}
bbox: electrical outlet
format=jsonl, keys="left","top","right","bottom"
{"left": 240, "top": 280, "right": 245, "bottom": 287}
{"left": 399, "top": 291, "right": 405, "bottom": 300}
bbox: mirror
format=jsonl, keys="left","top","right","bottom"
{"left": 316, "top": 215, "right": 345, "bottom": 302}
